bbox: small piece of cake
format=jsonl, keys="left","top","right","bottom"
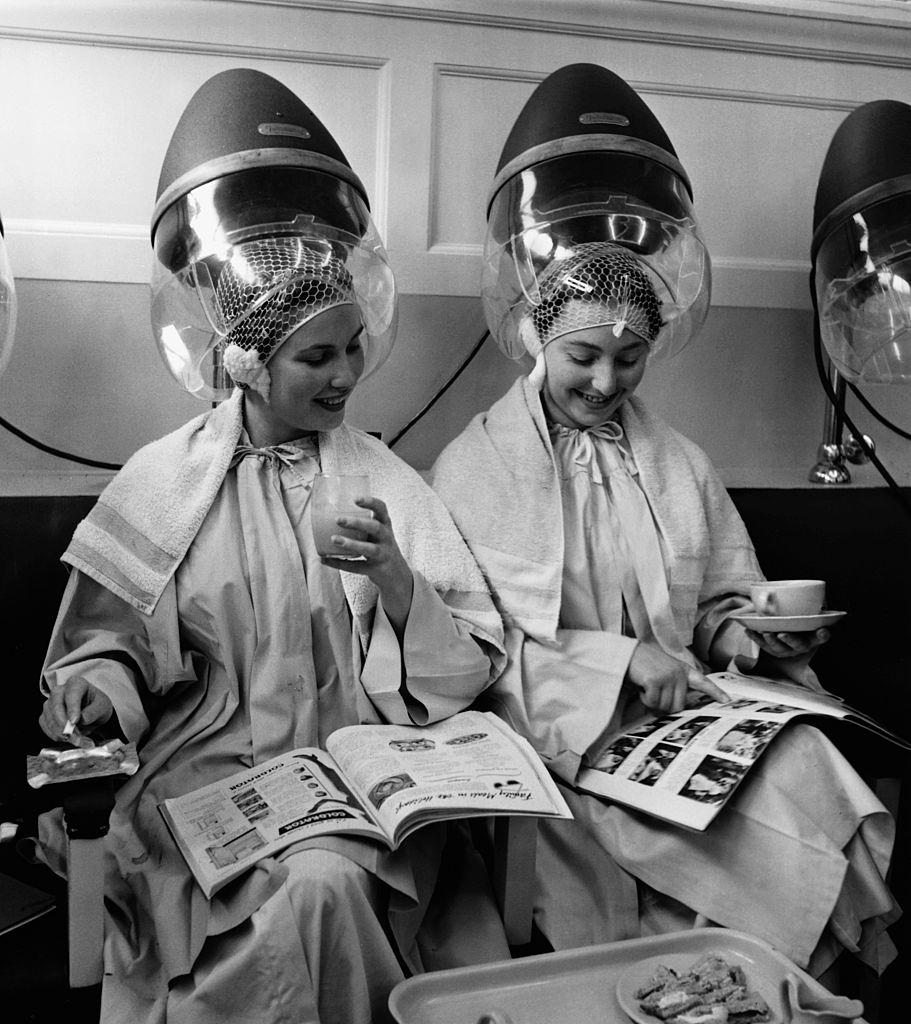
{"left": 634, "top": 953, "right": 771, "bottom": 1024}
{"left": 725, "top": 991, "right": 773, "bottom": 1023}
{"left": 635, "top": 965, "right": 681, "bottom": 1000}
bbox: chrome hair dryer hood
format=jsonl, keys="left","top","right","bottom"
{"left": 0, "top": 211, "right": 17, "bottom": 381}
{"left": 150, "top": 68, "right": 396, "bottom": 401}
{"left": 812, "top": 99, "right": 911, "bottom": 385}
{"left": 482, "top": 63, "right": 710, "bottom": 362}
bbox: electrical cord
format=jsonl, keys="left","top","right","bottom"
{"left": 1, "top": 325, "right": 491, "bottom": 467}
{"left": 846, "top": 380, "right": 911, "bottom": 441}
{"left": 0, "top": 413, "right": 123, "bottom": 470}
{"left": 387, "top": 328, "right": 490, "bottom": 448}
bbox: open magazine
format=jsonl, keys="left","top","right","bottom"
{"left": 160, "top": 710, "right": 572, "bottom": 898}
{"left": 576, "top": 671, "right": 911, "bottom": 832}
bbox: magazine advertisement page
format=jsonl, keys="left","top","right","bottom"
{"left": 574, "top": 671, "right": 878, "bottom": 831}
{"left": 325, "top": 711, "right": 572, "bottom": 844}
{"left": 160, "top": 748, "right": 385, "bottom": 897}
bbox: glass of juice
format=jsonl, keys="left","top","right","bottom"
{"left": 310, "top": 474, "right": 371, "bottom": 558}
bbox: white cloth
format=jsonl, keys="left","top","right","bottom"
{"left": 431, "top": 376, "right": 764, "bottom": 646}
{"left": 40, "top": 416, "right": 509, "bottom": 1023}
{"left": 433, "top": 376, "right": 763, "bottom": 781}
{"left": 63, "top": 389, "right": 502, "bottom": 657}
{"left": 551, "top": 419, "right": 695, "bottom": 666}
{"left": 431, "top": 375, "right": 899, "bottom": 974}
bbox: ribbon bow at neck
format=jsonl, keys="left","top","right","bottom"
{"left": 230, "top": 440, "right": 317, "bottom": 471}
{"left": 557, "top": 421, "right": 633, "bottom": 486}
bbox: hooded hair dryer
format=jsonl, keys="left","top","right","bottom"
{"left": 482, "top": 63, "right": 710, "bottom": 365}
{"left": 812, "top": 99, "right": 911, "bottom": 386}
{"left": 150, "top": 68, "right": 396, "bottom": 401}
{"left": 0, "top": 210, "right": 17, "bottom": 380}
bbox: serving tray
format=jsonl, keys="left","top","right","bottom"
{"left": 389, "top": 927, "right": 867, "bottom": 1024}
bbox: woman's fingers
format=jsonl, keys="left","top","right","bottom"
{"left": 354, "top": 496, "right": 390, "bottom": 525}
{"left": 39, "top": 680, "right": 112, "bottom": 743}
{"left": 688, "top": 670, "right": 729, "bottom": 704}
{"left": 747, "top": 627, "right": 829, "bottom": 658}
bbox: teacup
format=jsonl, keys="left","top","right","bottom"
{"left": 749, "top": 579, "right": 825, "bottom": 618}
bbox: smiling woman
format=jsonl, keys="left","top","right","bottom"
{"left": 431, "top": 61, "right": 900, "bottom": 983}
{"left": 244, "top": 304, "right": 367, "bottom": 444}
{"left": 33, "top": 67, "right": 511, "bottom": 1024}
{"left": 541, "top": 324, "right": 648, "bottom": 429}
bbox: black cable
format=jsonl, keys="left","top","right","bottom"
{"left": 387, "top": 329, "right": 490, "bottom": 448}
{"left": 812, "top": 324, "right": 911, "bottom": 520}
{"left": 0, "top": 413, "right": 123, "bottom": 471}
{"left": 847, "top": 380, "right": 911, "bottom": 441}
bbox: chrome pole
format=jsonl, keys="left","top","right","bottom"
{"left": 808, "top": 358, "right": 851, "bottom": 483}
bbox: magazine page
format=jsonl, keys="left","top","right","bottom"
{"left": 716, "top": 671, "right": 911, "bottom": 749}
{"left": 575, "top": 681, "right": 815, "bottom": 831}
{"left": 326, "top": 711, "right": 573, "bottom": 845}
{"left": 159, "top": 747, "right": 387, "bottom": 898}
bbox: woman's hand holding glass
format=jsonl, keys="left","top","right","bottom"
{"left": 625, "top": 642, "right": 728, "bottom": 715}
{"left": 39, "top": 676, "right": 114, "bottom": 746}
{"left": 320, "top": 495, "right": 415, "bottom": 633}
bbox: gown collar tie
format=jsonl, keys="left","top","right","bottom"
{"left": 550, "top": 416, "right": 693, "bottom": 665}
{"left": 230, "top": 437, "right": 319, "bottom": 472}
{"left": 549, "top": 419, "right": 634, "bottom": 486}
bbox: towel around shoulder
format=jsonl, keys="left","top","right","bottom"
{"left": 431, "top": 376, "right": 763, "bottom": 645}
{"left": 63, "top": 390, "right": 504, "bottom": 654}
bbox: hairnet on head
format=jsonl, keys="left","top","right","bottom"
{"left": 518, "top": 242, "right": 663, "bottom": 388}
{"left": 482, "top": 64, "right": 710, "bottom": 371}
{"left": 150, "top": 68, "right": 397, "bottom": 401}
{"left": 215, "top": 238, "right": 357, "bottom": 400}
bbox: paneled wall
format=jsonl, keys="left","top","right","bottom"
{"left": 1, "top": 0, "right": 910, "bottom": 492}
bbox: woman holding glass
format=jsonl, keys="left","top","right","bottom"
{"left": 36, "top": 69, "right": 507, "bottom": 1024}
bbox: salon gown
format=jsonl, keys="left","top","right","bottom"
{"left": 522, "top": 423, "right": 899, "bottom": 976}
{"left": 40, "top": 438, "right": 508, "bottom": 1024}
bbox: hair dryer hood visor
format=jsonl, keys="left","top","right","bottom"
{"left": 482, "top": 64, "right": 710, "bottom": 361}
{"left": 812, "top": 100, "right": 911, "bottom": 386}
{"left": 0, "top": 215, "right": 17, "bottom": 381}
{"left": 150, "top": 69, "right": 396, "bottom": 401}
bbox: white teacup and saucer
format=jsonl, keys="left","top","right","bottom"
{"left": 731, "top": 579, "right": 847, "bottom": 633}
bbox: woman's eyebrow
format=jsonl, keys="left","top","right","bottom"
{"left": 301, "top": 326, "right": 364, "bottom": 355}
{"left": 567, "top": 339, "right": 645, "bottom": 354}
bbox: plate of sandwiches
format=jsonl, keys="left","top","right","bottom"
{"left": 616, "top": 949, "right": 775, "bottom": 1024}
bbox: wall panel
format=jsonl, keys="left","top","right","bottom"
{"left": 0, "top": 0, "right": 909, "bottom": 493}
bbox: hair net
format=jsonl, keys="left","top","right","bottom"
{"left": 215, "top": 238, "right": 357, "bottom": 399}
{"left": 518, "top": 242, "right": 663, "bottom": 387}
{"left": 526, "top": 242, "right": 662, "bottom": 346}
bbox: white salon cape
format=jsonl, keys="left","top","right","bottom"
{"left": 432, "top": 375, "right": 899, "bottom": 977}
{"left": 40, "top": 434, "right": 509, "bottom": 1024}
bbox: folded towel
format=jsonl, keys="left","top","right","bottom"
{"left": 63, "top": 390, "right": 503, "bottom": 653}
{"left": 431, "top": 376, "right": 763, "bottom": 645}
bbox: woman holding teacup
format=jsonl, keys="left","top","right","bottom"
{"left": 433, "top": 241, "right": 896, "bottom": 983}
{"left": 431, "top": 62, "right": 896, "bottom": 984}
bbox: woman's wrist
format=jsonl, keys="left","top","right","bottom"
{"left": 377, "top": 563, "right": 415, "bottom": 635}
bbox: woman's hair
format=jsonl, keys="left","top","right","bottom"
{"left": 528, "top": 242, "right": 663, "bottom": 347}
{"left": 215, "top": 238, "right": 357, "bottom": 396}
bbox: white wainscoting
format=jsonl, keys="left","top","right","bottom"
{"left": 1, "top": 0, "right": 909, "bottom": 492}
{"left": 2, "top": 0, "right": 909, "bottom": 305}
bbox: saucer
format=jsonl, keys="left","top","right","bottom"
{"left": 731, "top": 610, "right": 846, "bottom": 633}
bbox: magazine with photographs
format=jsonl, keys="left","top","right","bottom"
{"left": 575, "top": 671, "right": 911, "bottom": 831}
